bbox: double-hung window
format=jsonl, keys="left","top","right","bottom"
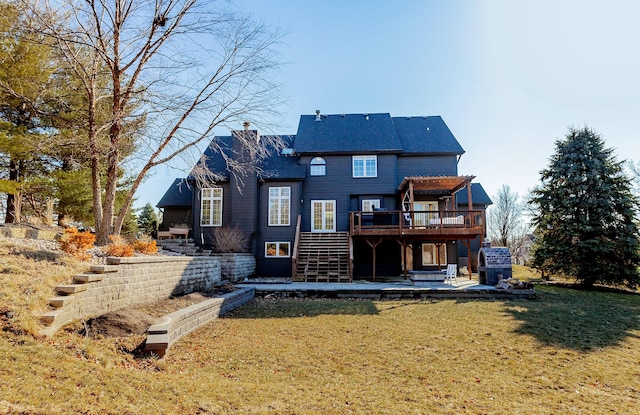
{"left": 200, "top": 188, "right": 223, "bottom": 226}
{"left": 352, "top": 155, "right": 377, "bottom": 178}
{"left": 268, "top": 186, "right": 290, "bottom": 226}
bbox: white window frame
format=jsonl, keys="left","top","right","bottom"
{"left": 310, "top": 157, "right": 326, "bottom": 176}
{"left": 352, "top": 155, "right": 377, "bottom": 178}
{"left": 200, "top": 187, "right": 223, "bottom": 227}
{"left": 268, "top": 186, "right": 291, "bottom": 226}
{"left": 361, "top": 199, "right": 381, "bottom": 212}
{"left": 311, "top": 200, "right": 336, "bottom": 232}
{"left": 265, "top": 241, "right": 291, "bottom": 258}
{"left": 421, "top": 243, "right": 447, "bottom": 266}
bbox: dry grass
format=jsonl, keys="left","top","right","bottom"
{"left": 1, "top": 238, "right": 640, "bottom": 414}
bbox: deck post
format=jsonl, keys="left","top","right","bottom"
{"left": 365, "top": 238, "right": 382, "bottom": 280}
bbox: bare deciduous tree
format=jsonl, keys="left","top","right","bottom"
{"left": 487, "top": 184, "right": 530, "bottom": 257}
{"left": 22, "top": 0, "right": 285, "bottom": 243}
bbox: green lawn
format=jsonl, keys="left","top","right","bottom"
{"left": 2, "top": 287, "right": 640, "bottom": 414}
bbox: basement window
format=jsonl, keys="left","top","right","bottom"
{"left": 265, "top": 241, "right": 290, "bottom": 258}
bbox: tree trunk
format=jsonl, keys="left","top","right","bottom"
{"left": 5, "top": 159, "right": 22, "bottom": 223}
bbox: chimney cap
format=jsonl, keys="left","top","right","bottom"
{"left": 243, "top": 121, "right": 250, "bottom": 130}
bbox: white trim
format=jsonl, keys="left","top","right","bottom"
{"left": 200, "top": 187, "right": 223, "bottom": 227}
{"left": 310, "top": 157, "right": 326, "bottom": 176}
{"left": 352, "top": 155, "right": 377, "bottom": 178}
{"left": 361, "top": 199, "right": 381, "bottom": 212}
{"left": 311, "top": 200, "right": 336, "bottom": 232}
{"left": 268, "top": 186, "right": 291, "bottom": 226}
{"left": 265, "top": 241, "right": 291, "bottom": 258}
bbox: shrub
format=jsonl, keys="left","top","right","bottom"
{"left": 213, "top": 225, "right": 248, "bottom": 253}
{"left": 105, "top": 235, "right": 135, "bottom": 257}
{"left": 59, "top": 227, "right": 95, "bottom": 261}
{"left": 132, "top": 238, "right": 158, "bottom": 255}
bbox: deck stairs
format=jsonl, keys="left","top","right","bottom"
{"left": 293, "top": 232, "right": 351, "bottom": 282}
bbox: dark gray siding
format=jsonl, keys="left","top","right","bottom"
{"left": 299, "top": 154, "right": 398, "bottom": 232}
{"left": 230, "top": 175, "right": 259, "bottom": 253}
{"left": 396, "top": 155, "right": 458, "bottom": 184}
{"left": 255, "top": 181, "right": 301, "bottom": 277}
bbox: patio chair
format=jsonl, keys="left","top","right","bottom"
{"left": 444, "top": 264, "right": 457, "bottom": 285}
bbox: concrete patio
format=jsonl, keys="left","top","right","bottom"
{"left": 236, "top": 278, "right": 535, "bottom": 300}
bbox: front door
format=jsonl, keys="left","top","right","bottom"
{"left": 311, "top": 200, "right": 336, "bottom": 232}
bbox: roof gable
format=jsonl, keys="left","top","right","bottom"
{"left": 156, "top": 179, "right": 193, "bottom": 208}
{"left": 294, "top": 113, "right": 403, "bottom": 154}
{"left": 392, "top": 116, "right": 465, "bottom": 155}
{"left": 190, "top": 134, "right": 305, "bottom": 182}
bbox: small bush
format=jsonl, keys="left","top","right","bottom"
{"left": 105, "top": 235, "right": 135, "bottom": 257}
{"left": 59, "top": 227, "right": 96, "bottom": 261}
{"left": 213, "top": 225, "right": 248, "bottom": 253}
{"left": 132, "top": 238, "right": 158, "bottom": 255}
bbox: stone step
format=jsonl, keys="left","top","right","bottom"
{"left": 40, "top": 310, "right": 60, "bottom": 325}
{"left": 89, "top": 264, "right": 119, "bottom": 274}
{"left": 55, "top": 284, "right": 88, "bottom": 295}
{"left": 49, "top": 296, "right": 74, "bottom": 308}
{"left": 73, "top": 273, "right": 103, "bottom": 283}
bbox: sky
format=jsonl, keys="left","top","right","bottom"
{"left": 136, "top": 0, "right": 640, "bottom": 209}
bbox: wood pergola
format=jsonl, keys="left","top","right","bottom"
{"left": 351, "top": 175, "right": 484, "bottom": 280}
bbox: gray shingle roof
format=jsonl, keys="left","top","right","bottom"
{"left": 191, "top": 135, "right": 305, "bottom": 181}
{"left": 456, "top": 183, "right": 493, "bottom": 206}
{"left": 156, "top": 179, "right": 193, "bottom": 208}
{"left": 294, "top": 113, "right": 403, "bottom": 154}
{"left": 392, "top": 116, "right": 465, "bottom": 155}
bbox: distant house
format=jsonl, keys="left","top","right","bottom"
{"left": 159, "top": 112, "right": 492, "bottom": 281}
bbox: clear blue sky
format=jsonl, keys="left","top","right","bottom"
{"left": 136, "top": 0, "right": 640, "bottom": 209}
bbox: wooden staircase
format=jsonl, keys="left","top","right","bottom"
{"left": 293, "top": 232, "right": 351, "bottom": 282}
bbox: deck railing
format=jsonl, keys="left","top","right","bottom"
{"left": 349, "top": 209, "right": 485, "bottom": 236}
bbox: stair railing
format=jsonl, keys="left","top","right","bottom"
{"left": 291, "top": 215, "right": 301, "bottom": 278}
{"left": 348, "top": 234, "right": 354, "bottom": 282}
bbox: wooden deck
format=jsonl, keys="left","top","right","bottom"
{"left": 349, "top": 209, "right": 485, "bottom": 239}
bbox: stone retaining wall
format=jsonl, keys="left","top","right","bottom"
{"left": 216, "top": 253, "right": 255, "bottom": 281}
{"left": 41, "top": 256, "right": 221, "bottom": 335}
{"left": 0, "top": 226, "right": 59, "bottom": 240}
{"left": 144, "top": 287, "right": 255, "bottom": 357}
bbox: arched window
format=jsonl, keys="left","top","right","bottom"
{"left": 310, "top": 157, "right": 326, "bottom": 176}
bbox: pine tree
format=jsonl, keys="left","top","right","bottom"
{"left": 530, "top": 127, "right": 640, "bottom": 288}
{"left": 137, "top": 203, "right": 158, "bottom": 237}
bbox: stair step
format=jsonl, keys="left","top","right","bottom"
{"left": 40, "top": 310, "right": 60, "bottom": 325}
{"left": 73, "top": 273, "right": 103, "bottom": 283}
{"left": 89, "top": 264, "right": 119, "bottom": 274}
{"left": 55, "top": 284, "right": 88, "bottom": 295}
{"left": 49, "top": 296, "right": 74, "bottom": 308}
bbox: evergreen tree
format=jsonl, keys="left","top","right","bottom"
{"left": 137, "top": 203, "right": 158, "bottom": 237}
{"left": 530, "top": 127, "right": 640, "bottom": 288}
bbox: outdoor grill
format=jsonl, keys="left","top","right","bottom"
{"left": 477, "top": 240, "right": 512, "bottom": 285}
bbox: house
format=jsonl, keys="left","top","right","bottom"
{"left": 158, "top": 112, "right": 492, "bottom": 281}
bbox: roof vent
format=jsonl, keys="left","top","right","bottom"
{"left": 243, "top": 121, "right": 250, "bottom": 130}
{"left": 341, "top": 114, "right": 345, "bottom": 118}
{"left": 315, "top": 110, "right": 321, "bottom": 121}
{"left": 364, "top": 113, "right": 369, "bottom": 121}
